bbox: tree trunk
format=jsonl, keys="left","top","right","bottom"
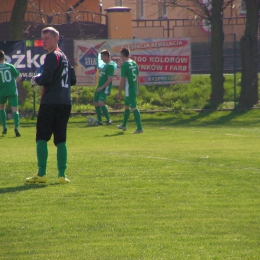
{"left": 10, "top": 0, "right": 29, "bottom": 108}
{"left": 10, "top": 0, "right": 28, "bottom": 40}
{"left": 210, "top": 0, "right": 225, "bottom": 104}
{"left": 240, "top": 0, "right": 260, "bottom": 105}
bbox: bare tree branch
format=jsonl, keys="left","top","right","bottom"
{"left": 126, "top": 0, "right": 234, "bottom": 20}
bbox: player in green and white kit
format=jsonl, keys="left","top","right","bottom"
{"left": 117, "top": 48, "right": 143, "bottom": 134}
{"left": 94, "top": 50, "right": 116, "bottom": 125}
{"left": 0, "top": 50, "right": 21, "bottom": 137}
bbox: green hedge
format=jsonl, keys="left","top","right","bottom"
{"left": 16, "top": 74, "right": 248, "bottom": 112}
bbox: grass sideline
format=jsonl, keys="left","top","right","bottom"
{"left": 0, "top": 110, "right": 260, "bottom": 259}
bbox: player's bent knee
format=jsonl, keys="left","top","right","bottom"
{"left": 125, "top": 106, "right": 130, "bottom": 110}
{"left": 11, "top": 107, "right": 18, "bottom": 113}
{"left": 98, "top": 101, "right": 104, "bottom": 107}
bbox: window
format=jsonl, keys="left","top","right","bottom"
{"left": 115, "top": 0, "right": 123, "bottom": 6}
{"left": 158, "top": 1, "right": 167, "bottom": 19}
{"left": 136, "top": 0, "right": 144, "bottom": 19}
{"left": 240, "top": 0, "right": 246, "bottom": 15}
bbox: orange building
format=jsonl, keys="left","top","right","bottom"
{"left": 0, "top": 0, "right": 100, "bottom": 14}
{"left": 102, "top": 0, "right": 247, "bottom": 41}
{"left": 0, "top": 0, "right": 107, "bottom": 40}
{"left": 0, "top": 0, "right": 100, "bottom": 24}
{"left": 103, "top": 0, "right": 246, "bottom": 20}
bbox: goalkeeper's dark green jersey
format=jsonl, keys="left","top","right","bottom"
{"left": 34, "top": 48, "right": 76, "bottom": 105}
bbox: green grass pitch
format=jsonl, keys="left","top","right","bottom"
{"left": 0, "top": 110, "right": 260, "bottom": 260}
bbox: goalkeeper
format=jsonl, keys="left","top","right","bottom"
{"left": 26, "top": 27, "right": 76, "bottom": 184}
{"left": 0, "top": 50, "right": 21, "bottom": 137}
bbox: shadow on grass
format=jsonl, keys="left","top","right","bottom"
{"left": 104, "top": 132, "right": 125, "bottom": 137}
{"left": 202, "top": 109, "right": 250, "bottom": 125}
{"left": 0, "top": 184, "right": 47, "bottom": 194}
{"left": 0, "top": 135, "right": 20, "bottom": 139}
{"left": 83, "top": 125, "right": 97, "bottom": 128}
{"left": 18, "top": 109, "right": 257, "bottom": 129}
{"left": 7, "top": 121, "right": 36, "bottom": 128}
{"left": 19, "top": 123, "right": 36, "bottom": 128}
{"left": 141, "top": 109, "right": 254, "bottom": 127}
{"left": 140, "top": 110, "right": 212, "bottom": 126}
{"left": 173, "top": 109, "right": 218, "bottom": 125}
{"left": 180, "top": 109, "right": 252, "bottom": 126}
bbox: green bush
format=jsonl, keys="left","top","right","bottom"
{"left": 18, "top": 81, "right": 40, "bottom": 112}
{"left": 18, "top": 74, "right": 250, "bottom": 112}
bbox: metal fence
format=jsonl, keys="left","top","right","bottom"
{"left": 0, "top": 11, "right": 108, "bottom": 41}
{"left": 132, "top": 17, "right": 247, "bottom": 40}
{"left": 0, "top": 10, "right": 107, "bottom": 25}
{"left": 131, "top": 17, "right": 260, "bottom": 74}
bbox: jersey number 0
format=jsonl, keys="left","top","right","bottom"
{"left": 0, "top": 70, "right": 12, "bottom": 83}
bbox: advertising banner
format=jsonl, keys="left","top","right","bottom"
{"left": 0, "top": 40, "right": 64, "bottom": 81}
{"left": 74, "top": 38, "right": 191, "bottom": 86}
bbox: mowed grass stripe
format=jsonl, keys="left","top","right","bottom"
{"left": 0, "top": 110, "right": 259, "bottom": 259}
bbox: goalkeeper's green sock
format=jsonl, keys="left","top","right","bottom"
{"left": 95, "top": 106, "right": 102, "bottom": 122}
{"left": 57, "top": 142, "right": 67, "bottom": 178}
{"left": 122, "top": 108, "right": 130, "bottom": 127}
{"left": 37, "top": 140, "right": 48, "bottom": 177}
{"left": 101, "top": 105, "right": 110, "bottom": 120}
{"left": 0, "top": 110, "right": 7, "bottom": 129}
{"left": 133, "top": 109, "right": 142, "bottom": 130}
{"left": 13, "top": 111, "right": 20, "bottom": 128}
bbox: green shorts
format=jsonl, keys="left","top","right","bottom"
{"left": 94, "top": 91, "right": 108, "bottom": 103}
{"left": 0, "top": 95, "right": 18, "bottom": 107}
{"left": 124, "top": 96, "right": 137, "bottom": 109}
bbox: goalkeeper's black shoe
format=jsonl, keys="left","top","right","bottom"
{"left": 14, "top": 128, "right": 21, "bottom": 137}
{"left": 106, "top": 120, "right": 112, "bottom": 125}
{"left": 2, "top": 128, "right": 7, "bottom": 134}
{"left": 97, "top": 121, "right": 104, "bottom": 125}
